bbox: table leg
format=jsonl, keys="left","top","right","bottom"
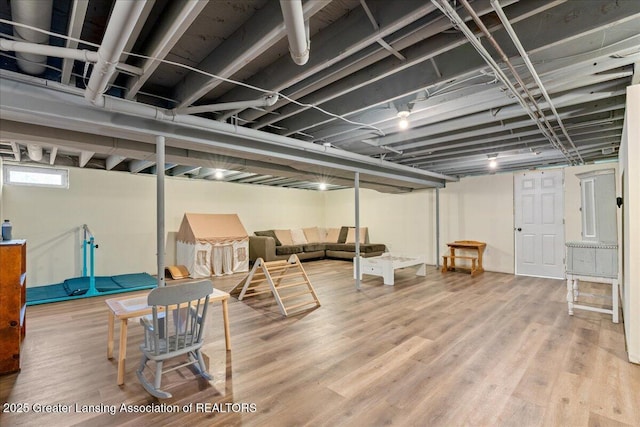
{"left": 107, "top": 310, "right": 114, "bottom": 359}
{"left": 449, "top": 247, "right": 456, "bottom": 268}
{"left": 222, "top": 299, "right": 232, "bottom": 351}
{"left": 117, "top": 318, "right": 128, "bottom": 386}
{"left": 382, "top": 262, "right": 394, "bottom": 286}
{"left": 477, "top": 249, "right": 484, "bottom": 272}
{"left": 612, "top": 280, "right": 619, "bottom": 324}
{"left": 566, "top": 277, "right": 574, "bottom": 315}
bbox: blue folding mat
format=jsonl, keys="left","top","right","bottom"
{"left": 26, "top": 273, "right": 157, "bottom": 305}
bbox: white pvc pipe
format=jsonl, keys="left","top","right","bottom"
{"left": 176, "top": 94, "right": 279, "bottom": 115}
{"left": 1, "top": 39, "right": 96, "bottom": 62}
{"left": 27, "top": 143, "right": 43, "bottom": 161}
{"left": 280, "top": 0, "right": 309, "bottom": 65}
{"left": 11, "top": 0, "right": 53, "bottom": 75}
{"left": 0, "top": 39, "right": 143, "bottom": 76}
{"left": 85, "top": 0, "right": 149, "bottom": 104}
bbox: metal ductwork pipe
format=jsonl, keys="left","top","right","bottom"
{"left": 280, "top": 0, "right": 309, "bottom": 65}
{"left": 27, "top": 143, "right": 43, "bottom": 161}
{"left": 84, "top": 0, "right": 149, "bottom": 104}
{"left": 11, "top": 0, "right": 54, "bottom": 75}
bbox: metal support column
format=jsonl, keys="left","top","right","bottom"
{"left": 355, "top": 171, "right": 361, "bottom": 290}
{"left": 156, "top": 135, "right": 166, "bottom": 287}
{"left": 436, "top": 187, "right": 440, "bottom": 268}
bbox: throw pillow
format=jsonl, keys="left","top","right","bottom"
{"left": 303, "top": 227, "right": 322, "bottom": 243}
{"left": 274, "top": 229, "right": 294, "bottom": 246}
{"left": 254, "top": 230, "right": 281, "bottom": 246}
{"left": 346, "top": 227, "right": 368, "bottom": 244}
{"left": 325, "top": 227, "right": 340, "bottom": 243}
{"left": 291, "top": 228, "right": 308, "bottom": 245}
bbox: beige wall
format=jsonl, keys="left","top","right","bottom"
{"left": 2, "top": 156, "right": 627, "bottom": 297}
{"left": 619, "top": 84, "right": 640, "bottom": 363}
{"left": 1, "top": 166, "right": 324, "bottom": 287}
{"left": 439, "top": 173, "right": 514, "bottom": 273}
{"left": 325, "top": 163, "right": 618, "bottom": 275}
{"left": 323, "top": 187, "right": 436, "bottom": 260}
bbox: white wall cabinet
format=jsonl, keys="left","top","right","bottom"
{"left": 566, "top": 168, "right": 619, "bottom": 322}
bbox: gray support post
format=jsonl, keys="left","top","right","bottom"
{"left": 355, "top": 171, "right": 361, "bottom": 290}
{"left": 156, "top": 135, "right": 166, "bottom": 287}
{"left": 436, "top": 187, "right": 440, "bottom": 268}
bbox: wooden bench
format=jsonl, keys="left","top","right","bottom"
{"left": 441, "top": 255, "right": 480, "bottom": 276}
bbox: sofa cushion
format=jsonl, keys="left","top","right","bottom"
{"left": 275, "top": 245, "right": 304, "bottom": 255}
{"left": 324, "top": 243, "right": 386, "bottom": 253}
{"left": 274, "top": 229, "right": 294, "bottom": 246}
{"left": 346, "top": 227, "right": 368, "bottom": 244}
{"left": 303, "top": 227, "right": 321, "bottom": 243}
{"left": 303, "top": 243, "right": 326, "bottom": 252}
{"left": 338, "top": 226, "right": 349, "bottom": 243}
{"left": 254, "top": 230, "right": 281, "bottom": 246}
{"left": 325, "top": 227, "right": 340, "bottom": 243}
{"left": 291, "top": 228, "right": 308, "bottom": 245}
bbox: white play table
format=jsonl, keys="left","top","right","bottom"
{"left": 354, "top": 253, "right": 427, "bottom": 285}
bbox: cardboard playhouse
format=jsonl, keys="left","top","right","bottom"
{"left": 176, "top": 213, "right": 249, "bottom": 278}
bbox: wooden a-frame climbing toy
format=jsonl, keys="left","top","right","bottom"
{"left": 232, "top": 254, "right": 320, "bottom": 316}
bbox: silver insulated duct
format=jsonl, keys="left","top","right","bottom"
{"left": 11, "top": 0, "right": 54, "bottom": 75}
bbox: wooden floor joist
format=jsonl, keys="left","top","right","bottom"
{"left": 232, "top": 254, "right": 320, "bottom": 316}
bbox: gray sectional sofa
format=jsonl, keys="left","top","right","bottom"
{"left": 248, "top": 226, "right": 386, "bottom": 262}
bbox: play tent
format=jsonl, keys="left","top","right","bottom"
{"left": 176, "top": 213, "right": 249, "bottom": 278}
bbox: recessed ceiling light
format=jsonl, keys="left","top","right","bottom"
{"left": 318, "top": 182, "right": 327, "bottom": 190}
{"left": 214, "top": 169, "right": 224, "bottom": 179}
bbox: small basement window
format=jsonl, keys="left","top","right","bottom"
{"left": 3, "top": 165, "right": 69, "bottom": 188}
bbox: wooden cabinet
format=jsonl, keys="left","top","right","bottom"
{"left": 0, "top": 240, "right": 27, "bottom": 374}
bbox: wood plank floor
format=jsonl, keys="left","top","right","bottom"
{"left": 1, "top": 260, "right": 638, "bottom": 426}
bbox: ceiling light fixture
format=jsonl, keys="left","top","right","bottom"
{"left": 488, "top": 154, "right": 498, "bottom": 169}
{"left": 214, "top": 169, "right": 224, "bottom": 179}
{"left": 397, "top": 110, "right": 410, "bottom": 130}
{"left": 318, "top": 182, "right": 327, "bottom": 191}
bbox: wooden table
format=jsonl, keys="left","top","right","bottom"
{"left": 105, "top": 288, "right": 231, "bottom": 385}
{"left": 442, "top": 240, "right": 486, "bottom": 276}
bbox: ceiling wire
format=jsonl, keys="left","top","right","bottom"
{"left": 0, "top": 19, "right": 386, "bottom": 137}
{"left": 431, "top": 0, "right": 577, "bottom": 165}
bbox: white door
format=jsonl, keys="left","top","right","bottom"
{"left": 514, "top": 170, "right": 565, "bottom": 278}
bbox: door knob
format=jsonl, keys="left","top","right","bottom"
{"left": 516, "top": 227, "right": 522, "bottom": 232}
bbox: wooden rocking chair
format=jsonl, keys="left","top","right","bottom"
{"left": 136, "top": 280, "right": 213, "bottom": 398}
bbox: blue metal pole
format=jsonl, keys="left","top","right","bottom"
{"left": 88, "top": 236, "right": 97, "bottom": 296}
{"left": 82, "top": 238, "right": 87, "bottom": 277}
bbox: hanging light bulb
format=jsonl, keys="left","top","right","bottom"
{"left": 397, "top": 110, "right": 410, "bottom": 130}
{"left": 487, "top": 154, "right": 498, "bottom": 169}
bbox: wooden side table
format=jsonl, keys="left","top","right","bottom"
{"left": 442, "top": 240, "right": 486, "bottom": 276}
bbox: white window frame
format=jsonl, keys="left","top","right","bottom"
{"left": 3, "top": 164, "right": 69, "bottom": 189}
